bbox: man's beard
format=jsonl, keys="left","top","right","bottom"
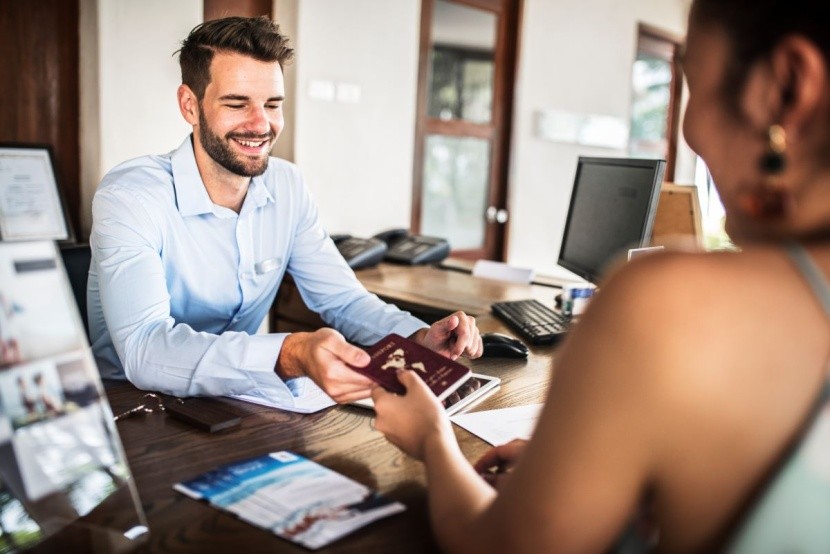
{"left": 198, "top": 109, "right": 272, "bottom": 177}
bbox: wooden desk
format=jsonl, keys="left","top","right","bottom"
{"left": 272, "top": 261, "right": 560, "bottom": 329}
{"left": 357, "top": 263, "right": 558, "bottom": 317}
{"left": 109, "top": 268, "right": 559, "bottom": 552}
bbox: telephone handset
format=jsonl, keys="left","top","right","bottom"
{"left": 372, "top": 228, "right": 410, "bottom": 245}
{"left": 331, "top": 234, "right": 388, "bottom": 270}
{"left": 332, "top": 228, "right": 451, "bottom": 269}
{"left": 372, "top": 228, "right": 450, "bottom": 265}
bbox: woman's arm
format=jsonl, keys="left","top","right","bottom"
{"left": 373, "top": 254, "right": 707, "bottom": 552}
{"left": 474, "top": 439, "right": 528, "bottom": 488}
{"left": 373, "top": 371, "right": 497, "bottom": 550}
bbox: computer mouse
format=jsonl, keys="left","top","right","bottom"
{"left": 480, "top": 332, "right": 529, "bottom": 359}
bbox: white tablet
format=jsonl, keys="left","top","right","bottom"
{"left": 351, "top": 372, "right": 501, "bottom": 417}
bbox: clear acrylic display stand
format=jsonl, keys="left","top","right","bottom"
{"left": 0, "top": 241, "right": 146, "bottom": 552}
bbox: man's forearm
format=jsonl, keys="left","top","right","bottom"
{"left": 275, "top": 332, "right": 310, "bottom": 380}
{"left": 408, "top": 327, "right": 429, "bottom": 345}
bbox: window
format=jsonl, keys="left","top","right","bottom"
{"left": 629, "top": 24, "right": 683, "bottom": 181}
{"left": 428, "top": 45, "right": 494, "bottom": 124}
{"left": 695, "top": 159, "right": 734, "bottom": 250}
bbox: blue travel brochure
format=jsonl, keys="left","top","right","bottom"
{"left": 174, "top": 451, "right": 405, "bottom": 549}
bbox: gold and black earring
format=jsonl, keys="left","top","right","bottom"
{"left": 738, "top": 124, "right": 792, "bottom": 219}
{"left": 760, "top": 124, "right": 787, "bottom": 174}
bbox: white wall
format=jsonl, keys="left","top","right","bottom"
{"left": 80, "top": 0, "right": 200, "bottom": 237}
{"left": 288, "top": 0, "right": 422, "bottom": 237}
{"left": 507, "top": 0, "right": 691, "bottom": 274}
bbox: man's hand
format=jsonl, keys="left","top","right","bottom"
{"left": 411, "top": 311, "right": 482, "bottom": 360}
{"left": 276, "top": 328, "right": 374, "bottom": 403}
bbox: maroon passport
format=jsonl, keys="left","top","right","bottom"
{"left": 350, "top": 334, "right": 471, "bottom": 401}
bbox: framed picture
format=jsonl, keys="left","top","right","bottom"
{"left": 0, "top": 144, "right": 74, "bottom": 242}
{"left": 651, "top": 182, "right": 703, "bottom": 247}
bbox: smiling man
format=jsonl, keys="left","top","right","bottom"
{"left": 88, "top": 17, "right": 482, "bottom": 411}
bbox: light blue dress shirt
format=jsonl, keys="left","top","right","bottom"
{"left": 88, "top": 136, "right": 427, "bottom": 410}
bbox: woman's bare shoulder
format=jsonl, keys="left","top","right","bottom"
{"left": 581, "top": 250, "right": 747, "bottom": 343}
{"left": 563, "top": 248, "right": 810, "bottom": 407}
{"left": 568, "top": 246, "right": 828, "bottom": 429}
{"left": 591, "top": 248, "right": 793, "bottom": 330}
{"left": 604, "top": 247, "right": 747, "bottom": 290}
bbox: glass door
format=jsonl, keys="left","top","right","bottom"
{"left": 412, "top": 0, "right": 520, "bottom": 260}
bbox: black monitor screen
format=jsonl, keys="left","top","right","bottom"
{"left": 557, "top": 157, "right": 665, "bottom": 283}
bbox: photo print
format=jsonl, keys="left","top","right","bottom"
{"left": 0, "top": 358, "right": 65, "bottom": 430}
{"left": 0, "top": 242, "right": 83, "bottom": 366}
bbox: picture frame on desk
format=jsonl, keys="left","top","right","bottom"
{"left": 651, "top": 183, "right": 703, "bottom": 247}
{"left": 0, "top": 144, "right": 75, "bottom": 243}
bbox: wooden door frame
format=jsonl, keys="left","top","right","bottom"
{"left": 411, "top": 0, "right": 521, "bottom": 261}
{"left": 635, "top": 23, "right": 684, "bottom": 183}
{"left": 204, "top": 0, "right": 272, "bottom": 20}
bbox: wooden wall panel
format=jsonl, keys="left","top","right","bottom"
{"left": 0, "top": 0, "right": 81, "bottom": 239}
{"left": 204, "top": 0, "right": 272, "bottom": 21}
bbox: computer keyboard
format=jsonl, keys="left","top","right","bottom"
{"left": 491, "top": 299, "right": 570, "bottom": 345}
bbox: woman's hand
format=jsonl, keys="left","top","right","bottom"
{"left": 473, "top": 439, "right": 528, "bottom": 488}
{"left": 372, "top": 369, "right": 455, "bottom": 460}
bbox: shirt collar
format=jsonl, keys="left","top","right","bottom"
{"left": 171, "top": 135, "right": 275, "bottom": 217}
{"left": 247, "top": 174, "right": 275, "bottom": 209}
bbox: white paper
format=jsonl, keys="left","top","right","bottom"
{"left": 451, "top": 403, "right": 543, "bottom": 446}
{"left": 232, "top": 377, "right": 336, "bottom": 414}
{"left": 0, "top": 147, "right": 69, "bottom": 241}
{"left": 472, "top": 260, "right": 535, "bottom": 284}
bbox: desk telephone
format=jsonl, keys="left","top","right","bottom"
{"left": 332, "top": 228, "right": 450, "bottom": 269}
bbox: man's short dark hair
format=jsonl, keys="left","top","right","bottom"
{"left": 178, "top": 16, "right": 294, "bottom": 100}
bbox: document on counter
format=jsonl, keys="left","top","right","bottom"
{"left": 174, "top": 451, "right": 405, "bottom": 550}
{"left": 0, "top": 146, "right": 70, "bottom": 241}
{"left": 232, "top": 376, "right": 336, "bottom": 414}
{"left": 450, "top": 403, "right": 543, "bottom": 446}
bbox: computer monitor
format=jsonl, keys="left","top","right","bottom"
{"left": 557, "top": 156, "right": 665, "bottom": 283}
